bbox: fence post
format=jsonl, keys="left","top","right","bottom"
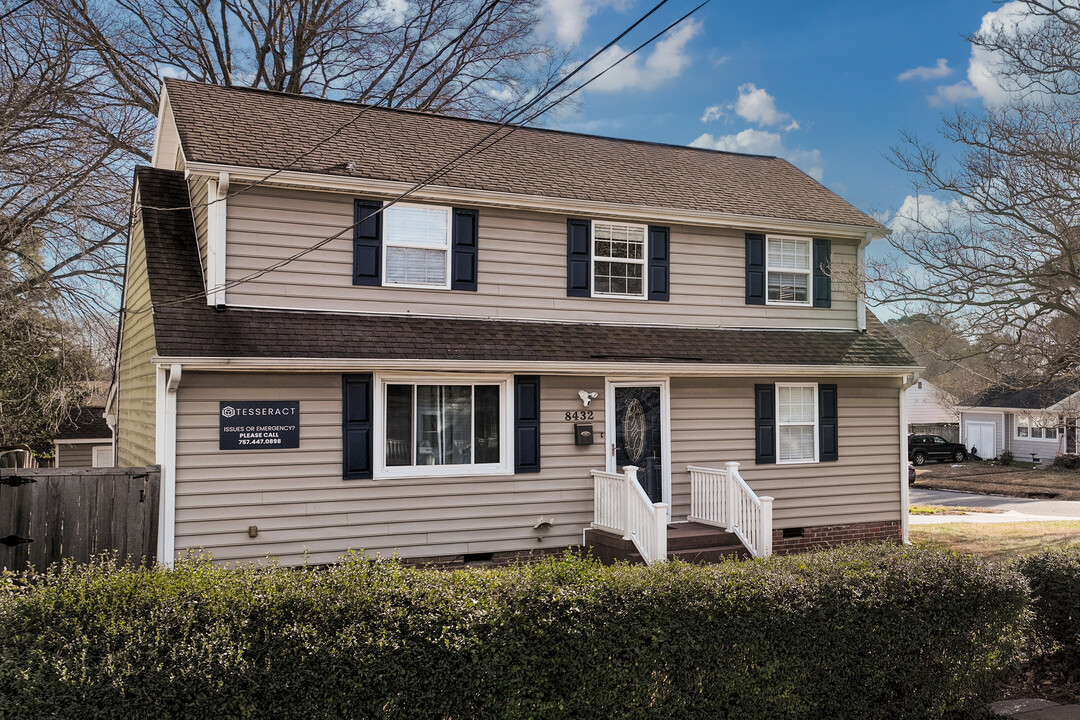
{"left": 760, "top": 496, "right": 774, "bottom": 557}
{"left": 622, "top": 466, "right": 638, "bottom": 540}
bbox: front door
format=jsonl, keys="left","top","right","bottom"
{"left": 609, "top": 384, "right": 666, "bottom": 504}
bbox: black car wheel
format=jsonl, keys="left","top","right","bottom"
{"left": 953, "top": 449, "right": 966, "bottom": 463}
{"left": 912, "top": 451, "right": 926, "bottom": 466}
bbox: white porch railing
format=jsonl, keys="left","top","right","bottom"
{"left": 590, "top": 465, "right": 669, "bottom": 565}
{"left": 687, "top": 462, "right": 773, "bottom": 557}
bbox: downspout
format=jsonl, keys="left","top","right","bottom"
{"left": 857, "top": 232, "right": 872, "bottom": 332}
{"left": 899, "top": 371, "right": 921, "bottom": 543}
{"left": 158, "top": 363, "right": 182, "bottom": 567}
{"left": 206, "top": 172, "right": 229, "bottom": 308}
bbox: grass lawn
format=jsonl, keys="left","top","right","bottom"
{"left": 912, "top": 461, "right": 1080, "bottom": 500}
{"left": 909, "top": 504, "right": 1004, "bottom": 515}
{"left": 909, "top": 521, "right": 1080, "bottom": 563}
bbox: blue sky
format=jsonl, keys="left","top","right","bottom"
{"left": 541, "top": 0, "right": 1005, "bottom": 225}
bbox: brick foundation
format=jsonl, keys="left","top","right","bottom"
{"left": 771, "top": 520, "right": 902, "bottom": 555}
{"left": 401, "top": 545, "right": 578, "bottom": 569}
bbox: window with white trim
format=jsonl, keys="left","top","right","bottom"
{"left": 1016, "top": 415, "right": 1058, "bottom": 440}
{"left": 777, "top": 383, "right": 818, "bottom": 463}
{"left": 766, "top": 235, "right": 812, "bottom": 305}
{"left": 383, "top": 204, "right": 452, "bottom": 288}
{"left": 593, "top": 221, "right": 647, "bottom": 298}
{"left": 377, "top": 375, "right": 512, "bottom": 477}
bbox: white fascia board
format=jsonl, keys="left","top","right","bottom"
{"left": 184, "top": 161, "right": 885, "bottom": 241}
{"left": 53, "top": 438, "right": 113, "bottom": 445}
{"left": 153, "top": 356, "right": 920, "bottom": 377}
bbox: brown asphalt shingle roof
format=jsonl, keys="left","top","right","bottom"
{"left": 55, "top": 407, "right": 111, "bottom": 441}
{"left": 163, "top": 79, "right": 881, "bottom": 229}
{"left": 135, "top": 167, "right": 914, "bottom": 368}
{"left": 964, "top": 379, "right": 1080, "bottom": 409}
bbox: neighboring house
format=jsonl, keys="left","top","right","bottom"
{"left": 905, "top": 379, "right": 959, "bottom": 441}
{"left": 110, "top": 79, "right": 919, "bottom": 567}
{"left": 958, "top": 380, "right": 1080, "bottom": 463}
{"left": 53, "top": 406, "right": 114, "bottom": 468}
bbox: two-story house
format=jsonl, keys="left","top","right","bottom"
{"left": 111, "top": 79, "right": 919, "bottom": 567}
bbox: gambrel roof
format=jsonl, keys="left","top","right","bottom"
{"left": 162, "top": 79, "right": 882, "bottom": 230}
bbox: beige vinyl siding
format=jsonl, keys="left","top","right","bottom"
{"left": 188, "top": 175, "right": 209, "bottom": 284}
{"left": 669, "top": 376, "right": 902, "bottom": 528}
{"left": 115, "top": 211, "right": 158, "bottom": 467}
{"left": 173, "top": 372, "right": 607, "bottom": 565}
{"left": 55, "top": 443, "right": 95, "bottom": 467}
{"left": 223, "top": 185, "right": 858, "bottom": 329}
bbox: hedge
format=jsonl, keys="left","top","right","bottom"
{"left": 0, "top": 544, "right": 1026, "bottom": 720}
{"left": 1017, "top": 547, "right": 1080, "bottom": 650}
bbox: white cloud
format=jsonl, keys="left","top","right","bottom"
{"left": 700, "top": 104, "right": 724, "bottom": 123}
{"left": 538, "top": 0, "right": 595, "bottom": 46}
{"left": 586, "top": 19, "right": 701, "bottom": 92}
{"left": 897, "top": 58, "right": 953, "bottom": 82}
{"left": 888, "top": 194, "right": 966, "bottom": 236}
{"left": 733, "top": 83, "right": 790, "bottom": 127}
{"left": 537, "top": 0, "right": 632, "bottom": 47}
{"left": 690, "top": 129, "right": 825, "bottom": 181}
{"left": 927, "top": 1, "right": 1042, "bottom": 106}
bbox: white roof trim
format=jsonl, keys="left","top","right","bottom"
{"left": 152, "top": 356, "right": 919, "bottom": 376}
{"left": 184, "top": 161, "right": 885, "bottom": 241}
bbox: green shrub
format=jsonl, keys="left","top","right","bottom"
{"left": 999, "top": 450, "right": 1015, "bottom": 466}
{"left": 0, "top": 545, "right": 1027, "bottom": 720}
{"left": 1051, "top": 453, "right": 1080, "bottom": 470}
{"left": 1017, "top": 548, "right": 1080, "bottom": 650}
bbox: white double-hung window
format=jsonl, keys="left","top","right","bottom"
{"left": 593, "top": 221, "right": 647, "bottom": 298}
{"left": 766, "top": 235, "right": 812, "bottom": 305}
{"left": 376, "top": 374, "right": 512, "bottom": 478}
{"left": 1016, "top": 415, "right": 1058, "bottom": 440}
{"left": 776, "top": 383, "right": 818, "bottom": 463}
{"left": 383, "top": 204, "right": 452, "bottom": 288}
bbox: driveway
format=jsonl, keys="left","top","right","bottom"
{"left": 911, "top": 487, "right": 1080, "bottom": 523}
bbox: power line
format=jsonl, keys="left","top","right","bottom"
{"left": 129, "top": 0, "right": 708, "bottom": 314}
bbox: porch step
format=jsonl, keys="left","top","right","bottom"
{"left": 583, "top": 522, "right": 750, "bottom": 565}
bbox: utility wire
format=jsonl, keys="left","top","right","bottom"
{"left": 129, "top": 0, "right": 708, "bottom": 314}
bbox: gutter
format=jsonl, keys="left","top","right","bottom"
{"left": 152, "top": 356, "right": 922, "bottom": 377}
{"left": 899, "top": 371, "right": 921, "bottom": 544}
{"left": 857, "top": 232, "right": 872, "bottom": 332}
{"left": 157, "top": 363, "right": 182, "bottom": 567}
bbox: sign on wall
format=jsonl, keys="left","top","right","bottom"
{"left": 219, "top": 401, "right": 300, "bottom": 450}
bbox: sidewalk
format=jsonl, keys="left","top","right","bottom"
{"left": 990, "top": 699, "right": 1080, "bottom": 718}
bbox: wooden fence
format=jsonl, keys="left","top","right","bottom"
{"left": 0, "top": 467, "right": 159, "bottom": 571}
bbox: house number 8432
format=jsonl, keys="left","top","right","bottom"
{"left": 565, "top": 410, "right": 594, "bottom": 421}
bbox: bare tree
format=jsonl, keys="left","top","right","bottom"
{"left": 49, "top": 0, "right": 569, "bottom": 125}
{"left": 869, "top": 1, "right": 1080, "bottom": 389}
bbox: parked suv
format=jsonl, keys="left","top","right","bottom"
{"left": 908, "top": 434, "right": 967, "bottom": 465}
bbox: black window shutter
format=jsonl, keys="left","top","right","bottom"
{"left": 746, "top": 233, "right": 766, "bottom": 305}
{"left": 514, "top": 375, "right": 541, "bottom": 473}
{"left": 755, "top": 383, "right": 776, "bottom": 464}
{"left": 451, "top": 208, "right": 479, "bottom": 291}
{"left": 342, "top": 373, "right": 374, "bottom": 479}
{"left": 567, "top": 219, "right": 591, "bottom": 297}
{"left": 819, "top": 383, "right": 839, "bottom": 462}
{"left": 647, "top": 225, "right": 670, "bottom": 301}
{"left": 813, "top": 238, "right": 831, "bottom": 308}
{"left": 353, "top": 200, "right": 382, "bottom": 286}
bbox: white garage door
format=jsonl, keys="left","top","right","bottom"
{"left": 964, "top": 422, "right": 996, "bottom": 459}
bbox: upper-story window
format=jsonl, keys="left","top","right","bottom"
{"left": 593, "top": 222, "right": 647, "bottom": 298}
{"left": 383, "top": 204, "right": 452, "bottom": 289}
{"left": 766, "top": 235, "right": 812, "bottom": 306}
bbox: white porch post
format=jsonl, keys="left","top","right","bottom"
{"left": 724, "top": 461, "right": 739, "bottom": 531}
{"left": 760, "top": 496, "right": 774, "bottom": 556}
{"left": 622, "top": 465, "right": 638, "bottom": 541}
